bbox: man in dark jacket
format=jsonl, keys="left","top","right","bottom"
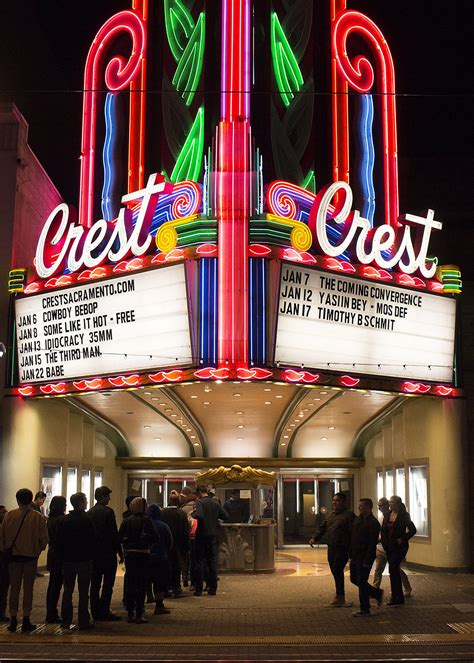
{"left": 161, "top": 493, "right": 190, "bottom": 597}
{"left": 57, "top": 492, "right": 97, "bottom": 630}
{"left": 349, "top": 498, "right": 383, "bottom": 616}
{"left": 88, "top": 486, "right": 122, "bottom": 621}
{"left": 192, "top": 485, "right": 228, "bottom": 596}
{"left": 309, "top": 492, "right": 355, "bottom": 606}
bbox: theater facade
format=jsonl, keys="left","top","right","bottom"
{"left": 0, "top": 0, "right": 467, "bottom": 570}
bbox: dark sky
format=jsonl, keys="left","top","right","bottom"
{"left": 1, "top": 0, "right": 473, "bottom": 272}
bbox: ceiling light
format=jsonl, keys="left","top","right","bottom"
{"left": 328, "top": 426, "right": 335, "bottom": 430}
{"left": 191, "top": 395, "right": 198, "bottom": 399}
{"left": 171, "top": 414, "right": 177, "bottom": 417}
{"left": 165, "top": 408, "right": 172, "bottom": 412}
{"left": 275, "top": 395, "right": 283, "bottom": 399}
{"left": 238, "top": 425, "right": 244, "bottom": 429}
{"left": 237, "top": 437, "right": 243, "bottom": 441}
{"left": 193, "top": 442, "right": 200, "bottom": 447}
{"left": 203, "top": 401, "right": 210, "bottom": 405}
{"left": 264, "top": 388, "right": 271, "bottom": 392}
{"left": 144, "top": 425, "right": 151, "bottom": 429}
{"left": 151, "top": 397, "right": 159, "bottom": 401}
{"left": 216, "top": 380, "right": 223, "bottom": 384}
{"left": 303, "top": 408, "right": 309, "bottom": 412}
{"left": 299, "top": 413, "right": 304, "bottom": 418}
{"left": 280, "top": 442, "right": 286, "bottom": 446}
{"left": 265, "top": 401, "right": 272, "bottom": 405}
{"left": 236, "top": 411, "right": 243, "bottom": 415}
{"left": 321, "top": 436, "right": 328, "bottom": 441}
{"left": 290, "top": 423, "right": 295, "bottom": 427}
{"left": 154, "top": 437, "right": 161, "bottom": 441}
{"left": 204, "top": 386, "right": 211, "bottom": 393}
{"left": 144, "top": 391, "right": 151, "bottom": 395}
{"left": 233, "top": 393, "right": 241, "bottom": 397}
{"left": 186, "top": 428, "right": 192, "bottom": 432}
{"left": 190, "top": 435, "right": 196, "bottom": 439}
{"left": 313, "top": 398, "right": 321, "bottom": 401}
{"left": 320, "top": 391, "right": 327, "bottom": 395}
{"left": 284, "top": 435, "right": 289, "bottom": 439}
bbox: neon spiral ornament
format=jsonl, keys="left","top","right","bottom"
{"left": 266, "top": 181, "right": 315, "bottom": 221}
{"left": 79, "top": 10, "right": 146, "bottom": 227}
{"left": 333, "top": 10, "right": 399, "bottom": 227}
{"left": 171, "top": 181, "right": 202, "bottom": 219}
{"left": 290, "top": 223, "right": 312, "bottom": 252}
{"left": 156, "top": 223, "right": 179, "bottom": 253}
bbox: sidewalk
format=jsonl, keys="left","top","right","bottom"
{"left": 1, "top": 548, "right": 474, "bottom": 661}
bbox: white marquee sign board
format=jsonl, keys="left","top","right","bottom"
{"left": 275, "top": 264, "right": 456, "bottom": 382}
{"left": 15, "top": 264, "right": 192, "bottom": 384}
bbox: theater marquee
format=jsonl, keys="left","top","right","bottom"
{"left": 275, "top": 264, "right": 456, "bottom": 383}
{"left": 15, "top": 264, "right": 192, "bottom": 384}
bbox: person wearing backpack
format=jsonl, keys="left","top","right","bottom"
{"left": 0, "top": 488, "right": 48, "bottom": 633}
{"left": 118, "top": 497, "right": 159, "bottom": 623}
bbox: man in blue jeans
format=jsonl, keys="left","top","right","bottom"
{"left": 349, "top": 498, "right": 384, "bottom": 616}
{"left": 192, "top": 486, "right": 228, "bottom": 596}
{"left": 310, "top": 492, "right": 355, "bottom": 606}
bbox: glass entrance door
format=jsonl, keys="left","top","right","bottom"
{"left": 282, "top": 476, "right": 354, "bottom": 545}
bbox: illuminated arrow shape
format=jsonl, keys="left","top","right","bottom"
{"left": 164, "top": 0, "right": 195, "bottom": 63}
{"left": 172, "top": 12, "right": 206, "bottom": 106}
{"left": 271, "top": 12, "right": 304, "bottom": 107}
{"left": 171, "top": 107, "right": 205, "bottom": 182}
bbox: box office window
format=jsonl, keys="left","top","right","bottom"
{"left": 41, "top": 464, "right": 63, "bottom": 515}
{"left": 409, "top": 464, "right": 429, "bottom": 537}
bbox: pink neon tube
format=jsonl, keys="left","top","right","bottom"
{"left": 216, "top": 0, "right": 251, "bottom": 367}
{"left": 79, "top": 10, "right": 146, "bottom": 227}
{"left": 332, "top": 9, "right": 399, "bottom": 227}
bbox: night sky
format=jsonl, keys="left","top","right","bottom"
{"left": 1, "top": 0, "right": 472, "bottom": 273}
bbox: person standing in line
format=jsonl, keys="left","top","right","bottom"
{"left": 57, "top": 492, "right": 96, "bottom": 630}
{"left": 88, "top": 486, "right": 122, "bottom": 621}
{"left": 181, "top": 487, "right": 198, "bottom": 591}
{"left": 121, "top": 495, "right": 135, "bottom": 605}
{"left": 0, "top": 506, "right": 9, "bottom": 622}
{"left": 192, "top": 485, "right": 228, "bottom": 597}
{"left": 31, "top": 491, "right": 47, "bottom": 577}
{"left": 373, "top": 497, "right": 413, "bottom": 597}
{"left": 161, "top": 493, "right": 190, "bottom": 598}
{"left": 31, "top": 492, "right": 47, "bottom": 515}
{"left": 45, "top": 496, "right": 67, "bottom": 623}
{"left": 0, "top": 488, "right": 48, "bottom": 632}
{"left": 119, "top": 497, "right": 158, "bottom": 624}
{"left": 309, "top": 492, "right": 355, "bottom": 607}
{"left": 381, "top": 495, "right": 417, "bottom": 606}
{"left": 146, "top": 504, "right": 173, "bottom": 615}
{"left": 349, "top": 498, "right": 384, "bottom": 616}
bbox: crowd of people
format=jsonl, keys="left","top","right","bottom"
{"left": 0, "top": 484, "right": 228, "bottom": 632}
{"left": 0, "top": 485, "right": 416, "bottom": 631}
{"left": 310, "top": 493, "right": 416, "bottom": 616}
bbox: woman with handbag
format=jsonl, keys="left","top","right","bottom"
{"left": 381, "top": 495, "right": 417, "bottom": 606}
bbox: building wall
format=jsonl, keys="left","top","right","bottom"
{"left": 360, "top": 396, "right": 468, "bottom": 570}
{"left": 0, "top": 397, "right": 123, "bottom": 517}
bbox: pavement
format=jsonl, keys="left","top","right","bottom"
{"left": 1, "top": 548, "right": 474, "bottom": 661}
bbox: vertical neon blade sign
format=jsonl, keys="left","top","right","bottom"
{"left": 216, "top": 0, "right": 251, "bottom": 368}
